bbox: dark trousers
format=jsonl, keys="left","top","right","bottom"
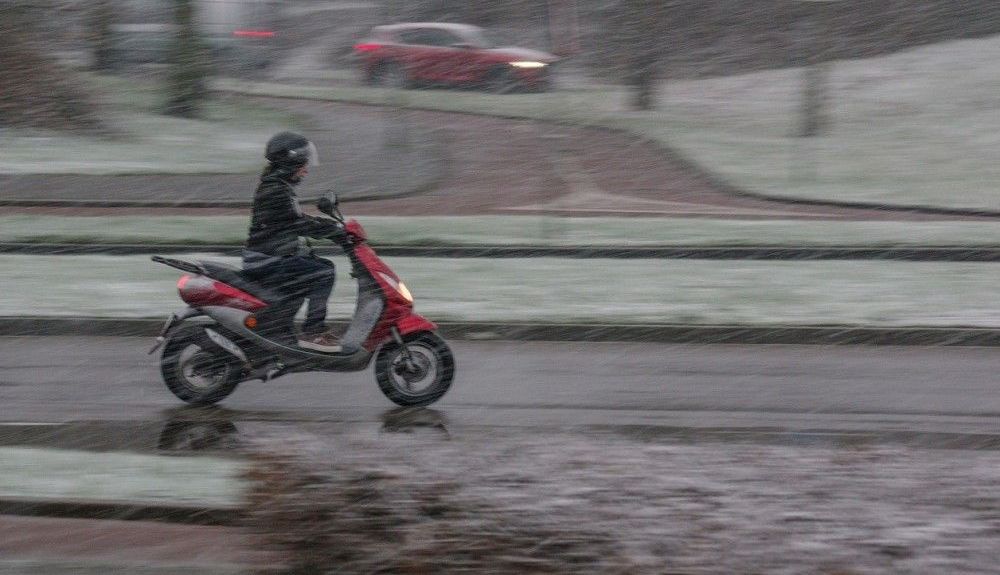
{"left": 256, "top": 255, "right": 336, "bottom": 336}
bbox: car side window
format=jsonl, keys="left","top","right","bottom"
{"left": 440, "top": 30, "right": 465, "bottom": 47}
{"left": 396, "top": 28, "right": 464, "bottom": 48}
{"left": 422, "top": 29, "right": 462, "bottom": 47}
{"left": 397, "top": 29, "right": 426, "bottom": 45}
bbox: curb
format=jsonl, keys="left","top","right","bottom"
{"left": 3, "top": 242, "right": 1000, "bottom": 260}
{"left": 0, "top": 497, "right": 239, "bottom": 526}
{"left": 4, "top": 317, "right": 999, "bottom": 346}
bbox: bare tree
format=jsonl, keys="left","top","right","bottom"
{"left": 165, "top": 0, "right": 211, "bottom": 118}
{"left": 0, "top": 0, "right": 101, "bottom": 130}
{"left": 600, "top": 0, "right": 741, "bottom": 111}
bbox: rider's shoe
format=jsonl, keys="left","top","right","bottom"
{"left": 298, "top": 331, "right": 342, "bottom": 353}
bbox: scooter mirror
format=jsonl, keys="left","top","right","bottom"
{"left": 317, "top": 193, "right": 339, "bottom": 217}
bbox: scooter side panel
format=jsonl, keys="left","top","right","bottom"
{"left": 201, "top": 306, "right": 373, "bottom": 371}
{"left": 341, "top": 293, "right": 384, "bottom": 350}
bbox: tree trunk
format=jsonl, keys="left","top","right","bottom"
{"left": 0, "top": 1, "right": 101, "bottom": 131}
{"left": 632, "top": 81, "right": 655, "bottom": 111}
{"left": 90, "top": 0, "right": 117, "bottom": 71}
{"left": 165, "top": 0, "right": 210, "bottom": 118}
{"left": 797, "top": 4, "right": 832, "bottom": 137}
{"left": 629, "top": 53, "right": 658, "bottom": 111}
{"left": 799, "top": 61, "right": 828, "bottom": 137}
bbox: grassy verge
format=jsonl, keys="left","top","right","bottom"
{"left": 0, "top": 447, "right": 243, "bottom": 508}
{"left": 216, "top": 34, "right": 1000, "bottom": 212}
{"left": 0, "top": 74, "right": 297, "bottom": 175}
{"left": 3, "top": 215, "right": 1000, "bottom": 248}
{"left": 4, "top": 255, "right": 999, "bottom": 326}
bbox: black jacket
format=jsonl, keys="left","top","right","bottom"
{"left": 244, "top": 172, "right": 342, "bottom": 258}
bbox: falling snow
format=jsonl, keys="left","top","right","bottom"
{"left": 3, "top": 1, "right": 1000, "bottom": 573}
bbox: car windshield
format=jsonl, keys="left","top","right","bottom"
{"left": 462, "top": 28, "right": 501, "bottom": 48}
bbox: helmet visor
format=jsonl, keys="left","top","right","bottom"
{"left": 288, "top": 141, "right": 319, "bottom": 166}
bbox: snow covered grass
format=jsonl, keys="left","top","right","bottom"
{"left": 0, "top": 75, "right": 297, "bottom": 175}
{"left": 0, "top": 447, "right": 244, "bottom": 507}
{"left": 4, "top": 215, "right": 1000, "bottom": 247}
{"left": 218, "top": 34, "right": 1000, "bottom": 211}
{"left": 653, "top": 38, "right": 1000, "bottom": 212}
{"left": 4, "top": 254, "right": 1000, "bottom": 326}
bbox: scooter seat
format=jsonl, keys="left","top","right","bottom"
{"left": 198, "top": 260, "right": 283, "bottom": 303}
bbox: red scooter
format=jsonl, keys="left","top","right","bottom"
{"left": 150, "top": 194, "right": 455, "bottom": 407}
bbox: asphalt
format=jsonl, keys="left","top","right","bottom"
{"left": 0, "top": 337, "right": 998, "bottom": 536}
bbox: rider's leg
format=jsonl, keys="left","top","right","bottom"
{"left": 301, "top": 258, "right": 336, "bottom": 336}
{"left": 271, "top": 256, "right": 336, "bottom": 336}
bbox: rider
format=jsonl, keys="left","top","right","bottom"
{"left": 242, "top": 131, "right": 344, "bottom": 353}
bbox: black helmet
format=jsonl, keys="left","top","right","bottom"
{"left": 265, "top": 131, "right": 319, "bottom": 167}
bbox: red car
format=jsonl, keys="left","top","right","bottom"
{"left": 353, "top": 23, "right": 558, "bottom": 93}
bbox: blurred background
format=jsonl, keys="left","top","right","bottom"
{"left": 4, "top": 2, "right": 1000, "bottom": 574}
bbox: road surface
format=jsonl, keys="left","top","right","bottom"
{"left": 2, "top": 336, "right": 998, "bottom": 438}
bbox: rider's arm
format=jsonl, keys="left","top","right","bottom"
{"left": 255, "top": 185, "right": 343, "bottom": 239}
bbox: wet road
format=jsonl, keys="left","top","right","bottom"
{"left": 4, "top": 337, "right": 1000, "bottom": 573}
{"left": 2, "top": 336, "right": 999, "bottom": 438}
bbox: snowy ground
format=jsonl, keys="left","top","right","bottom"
{"left": 219, "top": 34, "right": 1000, "bottom": 211}
{"left": 5, "top": 215, "right": 1000, "bottom": 247}
{"left": 246, "top": 426, "right": 1000, "bottom": 574}
{"left": 0, "top": 76, "right": 295, "bottom": 175}
{"left": 7, "top": 35, "right": 1000, "bottom": 207}
{"left": 0, "top": 447, "right": 243, "bottom": 508}
{"left": 5, "top": 254, "right": 1000, "bottom": 326}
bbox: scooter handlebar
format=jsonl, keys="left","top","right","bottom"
{"left": 326, "top": 223, "right": 353, "bottom": 246}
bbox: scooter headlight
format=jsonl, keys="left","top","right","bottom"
{"left": 378, "top": 272, "right": 413, "bottom": 303}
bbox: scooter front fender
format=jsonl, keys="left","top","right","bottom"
{"left": 364, "top": 312, "right": 438, "bottom": 351}
{"left": 393, "top": 313, "right": 438, "bottom": 337}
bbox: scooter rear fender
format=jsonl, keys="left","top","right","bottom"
{"left": 148, "top": 306, "right": 204, "bottom": 354}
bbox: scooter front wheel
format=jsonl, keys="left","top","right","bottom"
{"left": 375, "top": 331, "right": 455, "bottom": 407}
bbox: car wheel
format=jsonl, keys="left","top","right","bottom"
{"left": 377, "top": 61, "right": 410, "bottom": 89}
{"left": 486, "top": 66, "right": 519, "bottom": 94}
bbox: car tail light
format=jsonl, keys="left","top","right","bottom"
{"left": 353, "top": 43, "right": 381, "bottom": 52}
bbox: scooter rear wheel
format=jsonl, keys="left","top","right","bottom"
{"left": 375, "top": 331, "right": 455, "bottom": 407}
{"left": 161, "top": 325, "right": 242, "bottom": 406}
